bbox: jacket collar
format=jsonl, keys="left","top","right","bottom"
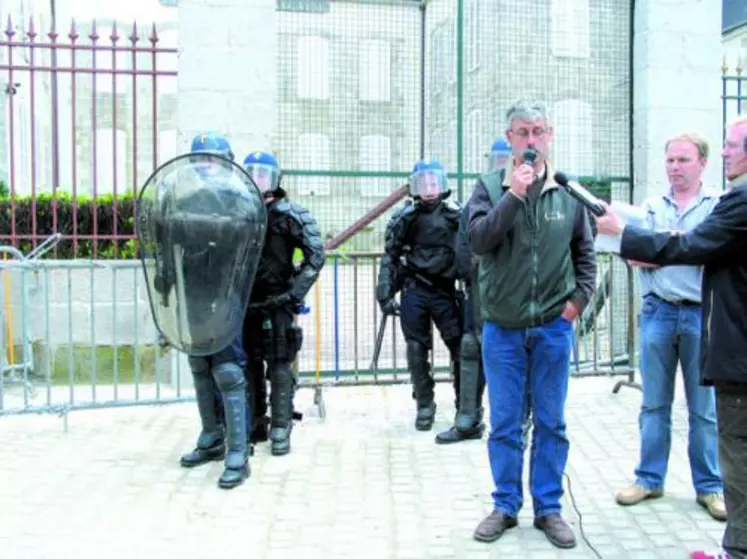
{"left": 729, "top": 172, "right": 747, "bottom": 189}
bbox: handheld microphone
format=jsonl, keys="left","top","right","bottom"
{"left": 522, "top": 149, "right": 538, "bottom": 166}
{"left": 553, "top": 171, "right": 607, "bottom": 217}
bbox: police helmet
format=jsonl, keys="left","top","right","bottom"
{"left": 190, "top": 132, "right": 234, "bottom": 161}
{"left": 243, "top": 151, "right": 281, "bottom": 195}
{"left": 409, "top": 159, "right": 449, "bottom": 200}
{"left": 488, "top": 136, "right": 512, "bottom": 171}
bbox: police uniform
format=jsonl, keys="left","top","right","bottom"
{"left": 376, "top": 160, "right": 463, "bottom": 431}
{"left": 159, "top": 132, "right": 257, "bottom": 490}
{"left": 434, "top": 136, "right": 513, "bottom": 444}
{"left": 242, "top": 151, "right": 325, "bottom": 456}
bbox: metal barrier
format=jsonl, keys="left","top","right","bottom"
{"left": 0, "top": 249, "right": 635, "bottom": 422}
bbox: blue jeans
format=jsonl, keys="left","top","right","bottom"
{"left": 635, "top": 295, "right": 722, "bottom": 494}
{"left": 483, "top": 315, "right": 574, "bottom": 517}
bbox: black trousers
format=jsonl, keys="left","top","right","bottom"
{"left": 716, "top": 386, "right": 747, "bottom": 559}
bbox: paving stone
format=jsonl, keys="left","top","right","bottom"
{"left": 0, "top": 378, "right": 726, "bottom": 558}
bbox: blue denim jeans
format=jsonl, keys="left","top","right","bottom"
{"left": 635, "top": 295, "right": 722, "bottom": 494}
{"left": 483, "top": 315, "right": 574, "bottom": 518}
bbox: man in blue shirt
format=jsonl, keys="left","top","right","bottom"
{"left": 615, "top": 133, "right": 725, "bottom": 521}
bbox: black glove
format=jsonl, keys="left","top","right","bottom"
{"left": 380, "top": 298, "right": 400, "bottom": 316}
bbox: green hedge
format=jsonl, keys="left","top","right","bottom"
{"left": 0, "top": 177, "right": 614, "bottom": 259}
{"left": 0, "top": 183, "right": 137, "bottom": 259}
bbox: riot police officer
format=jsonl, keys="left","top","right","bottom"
{"left": 242, "top": 151, "right": 325, "bottom": 456}
{"left": 164, "top": 132, "right": 257, "bottom": 489}
{"left": 435, "top": 137, "right": 513, "bottom": 444}
{"left": 376, "top": 160, "right": 462, "bottom": 432}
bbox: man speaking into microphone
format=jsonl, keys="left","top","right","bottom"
{"left": 466, "top": 100, "right": 596, "bottom": 549}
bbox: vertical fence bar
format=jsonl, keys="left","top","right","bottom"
{"left": 133, "top": 266, "right": 141, "bottom": 400}
{"left": 50, "top": 13, "right": 61, "bottom": 194}
{"left": 371, "top": 261, "right": 379, "bottom": 383}
{"left": 111, "top": 23, "right": 120, "bottom": 258}
{"left": 352, "top": 255, "right": 359, "bottom": 380}
{"left": 48, "top": 24, "right": 60, "bottom": 257}
{"left": 66, "top": 268, "right": 74, "bottom": 404}
{"left": 4, "top": 19, "right": 18, "bottom": 247}
{"left": 89, "top": 265, "right": 97, "bottom": 402}
{"left": 70, "top": 22, "right": 79, "bottom": 256}
{"left": 130, "top": 23, "right": 140, "bottom": 198}
{"left": 455, "top": 0, "right": 464, "bottom": 202}
{"left": 333, "top": 255, "right": 340, "bottom": 381}
{"left": 112, "top": 267, "right": 119, "bottom": 401}
{"left": 28, "top": 20, "right": 38, "bottom": 250}
{"left": 149, "top": 25, "right": 159, "bottom": 170}
{"left": 90, "top": 22, "right": 100, "bottom": 258}
{"left": 44, "top": 268, "right": 52, "bottom": 406}
{"left": 418, "top": 2, "right": 426, "bottom": 160}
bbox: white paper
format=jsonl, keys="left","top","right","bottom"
{"left": 594, "top": 201, "right": 648, "bottom": 254}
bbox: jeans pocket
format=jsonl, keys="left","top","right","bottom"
{"left": 641, "top": 296, "right": 660, "bottom": 316}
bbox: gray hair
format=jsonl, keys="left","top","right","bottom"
{"left": 505, "top": 100, "right": 549, "bottom": 129}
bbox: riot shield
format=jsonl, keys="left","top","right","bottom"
{"left": 136, "top": 152, "right": 267, "bottom": 356}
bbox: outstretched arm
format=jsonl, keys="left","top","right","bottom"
{"left": 620, "top": 188, "right": 747, "bottom": 266}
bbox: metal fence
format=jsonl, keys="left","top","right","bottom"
{"left": 0, "top": 18, "right": 178, "bottom": 258}
{"left": 0, "top": 241, "right": 633, "bottom": 419}
{"left": 0, "top": 3, "right": 638, "bottom": 418}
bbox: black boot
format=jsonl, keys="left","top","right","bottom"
{"left": 407, "top": 340, "right": 436, "bottom": 431}
{"left": 435, "top": 333, "right": 486, "bottom": 444}
{"left": 213, "top": 363, "right": 250, "bottom": 489}
{"left": 181, "top": 359, "right": 226, "bottom": 467}
{"left": 435, "top": 409, "right": 486, "bottom": 444}
{"left": 269, "top": 362, "right": 295, "bottom": 456}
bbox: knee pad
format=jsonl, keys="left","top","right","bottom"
{"left": 212, "top": 362, "right": 246, "bottom": 392}
{"left": 460, "top": 332, "right": 480, "bottom": 361}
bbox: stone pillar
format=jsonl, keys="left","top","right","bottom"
{"left": 177, "top": 0, "right": 277, "bottom": 159}
{"left": 172, "top": 0, "right": 277, "bottom": 389}
{"left": 632, "top": 0, "right": 723, "bottom": 203}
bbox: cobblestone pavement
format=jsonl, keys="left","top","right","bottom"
{"left": 0, "top": 377, "right": 725, "bottom": 558}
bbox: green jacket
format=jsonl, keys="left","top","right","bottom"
{"left": 466, "top": 163, "right": 596, "bottom": 328}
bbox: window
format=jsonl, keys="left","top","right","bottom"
{"left": 297, "top": 36, "right": 330, "bottom": 100}
{"left": 158, "top": 129, "right": 178, "bottom": 165}
{"left": 429, "top": 25, "right": 448, "bottom": 94}
{"left": 447, "top": 20, "right": 457, "bottom": 84}
{"left": 465, "top": 0, "right": 480, "bottom": 70}
{"left": 93, "top": 128, "right": 127, "bottom": 195}
{"left": 551, "top": 99, "right": 593, "bottom": 176}
{"left": 468, "top": 109, "right": 483, "bottom": 174}
{"left": 296, "top": 133, "right": 331, "bottom": 196}
{"left": 358, "top": 135, "right": 392, "bottom": 197}
{"left": 550, "top": 0, "right": 591, "bottom": 59}
{"left": 155, "top": 30, "right": 178, "bottom": 95}
{"left": 358, "top": 39, "right": 391, "bottom": 102}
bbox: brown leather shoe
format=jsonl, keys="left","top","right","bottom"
{"left": 534, "top": 514, "right": 577, "bottom": 549}
{"left": 473, "top": 511, "right": 518, "bottom": 542}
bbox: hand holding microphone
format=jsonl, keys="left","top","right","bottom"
{"left": 509, "top": 149, "right": 538, "bottom": 199}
